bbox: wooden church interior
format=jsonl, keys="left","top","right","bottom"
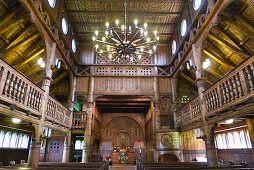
{"left": 0, "top": 0, "right": 253, "bottom": 169}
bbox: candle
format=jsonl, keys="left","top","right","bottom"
{"left": 139, "top": 149, "right": 141, "bottom": 154}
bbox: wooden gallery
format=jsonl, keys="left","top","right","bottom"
{"left": 0, "top": 0, "right": 253, "bottom": 169}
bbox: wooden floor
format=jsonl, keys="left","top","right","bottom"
{"left": 111, "top": 164, "right": 135, "bottom": 170}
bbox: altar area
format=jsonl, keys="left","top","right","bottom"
{"left": 112, "top": 148, "right": 134, "bottom": 164}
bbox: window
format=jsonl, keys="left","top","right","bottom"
{"left": 47, "top": 0, "right": 56, "bottom": 8}
{"left": 181, "top": 19, "right": 187, "bottom": 36}
{"left": 75, "top": 140, "right": 83, "bottom": 150}
{"left": 172, "top": 40, "right": 177, "bottom": 54}
{"left": 215, "top": 129, "right": 252, "bottom": 149}
{"left": 0, "top": 131, "right": 4, "bottom": 147}
{"left": 3, "top": 132, "right": 11, "bottom": 148}
{"left": 9, "top": 133, "right": 17, "bottom": 148}
{"left": 17, "top": 134, "right": 23, "bottom": 148}
{"left": 193, "top": 0, "right": 202, "bottom": 10}
{"left": 0, "top": 131, "right": 30, "bottom": 149}
{"left": 21, "top": 134, "right": 29, "bottom": 149}
{"left": 62, "top": 18, "right": 68, "bottom": 35}
{"left": 72, "top": 39, "right": 76, "bottom": 53}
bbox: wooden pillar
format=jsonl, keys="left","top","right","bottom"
{"left": 193, "top": 43, "right": 218, "bottom": 167}
{"left": 82, "top": 76, "right": 94, "bottom": 163}
{"left": 246, "top": 119, "right": 254, "bottom": 156}
{"left": 62, "top": 75, "right": 76, "bottom": 162}
{"left": 62, "top": 131, "right": 72, "bottom": 162}
{"left": 171, "top": 76, "right": 178, "bottom": 129}
{"left": 27, "top": 125, "right": 41, "bottom": 167}
{"left": 27, "top": 43, "right": 55, "bottom": 167}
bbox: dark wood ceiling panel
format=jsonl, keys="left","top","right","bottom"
{"left": 64, "top": 0, "right": 185, "bottom": 43}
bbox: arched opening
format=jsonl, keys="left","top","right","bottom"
{"left": 201, "top": 0, "right": 254, "bottom": 85}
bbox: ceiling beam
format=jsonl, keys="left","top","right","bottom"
{"left": 72, "top": 22, "right": 176, "bottom": 27}
{"left": 66, "top": 0, "right": 184, "bottom": 2}
{"left": 178, "top": 80, "right": 198, "bottom": 95}
{"left": 99, "top": 107, "right": 147, "bottom": 109}
{"left": 205, "top": 40, "right": 236, "bottom": 67}
{"left": 76, "top": 32, "right": 173, "bottom": 36}
{"left": 51, "top": 72, "right": 68, "bottom": 85}
{"left": 0, "top": 33, "right": 40, "bottom": 58}
{"left": 97, "top": 103, "right": 150, "bottom": 106}
{"left": 68, "top": 10, "right": 182, "bottom": 15}
{"left": 96, "top": 98, "right": 151, "bottom": 102}
{"left": 5, "top": 24, "right": 34, "bottom": 50}
{"left": 179, "top": 72, "right": 196, "bottom": 86}
{"left": 203, "top": 50, "right": 234, "bottom": 69}
{"left": 216, "top": 25, "right": 252, "bottom": 55}
{"left": 208, "top": 32, "right": 249, "bottom": 58}
{"left": 15, "top": 48, "right": 44, "bottom": 67}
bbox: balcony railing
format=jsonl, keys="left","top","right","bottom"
{"left": 72, "top": 112, "right": 86, "bottom": 128}
{"left": 176, "top": 96, "right": 201, "bottom": 127}
{"left": 176, "top": 55, "right": 254, "bottom": 127}
{"left": 203, "top": 55, "right": 254, "bottom": 116}
{"left": 0, "top": 58, "right": 71, "bottom": 128}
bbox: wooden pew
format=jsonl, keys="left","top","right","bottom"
{"left": 38, "top": 162, "right": 109, "bottom": 170}
{"left": 136, "top": 162, "right": 252, "bottom": 170}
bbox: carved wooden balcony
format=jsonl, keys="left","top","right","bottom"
{"left": 72, "top": 111, "right": 87, "bottom": 129}
{"left": 0, "top": 58, "right": 72, "bottom": 129}
{"left": 176, "top": 96, "right": 202, "bottom": 127}
{"left": 176, "top": 55, "right": 254, "bottom": 128}
{"left": 203, "top": 55, "right": 254, "bottom": 117}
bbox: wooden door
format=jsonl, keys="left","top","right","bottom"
{"left": 46, "top": 137, "right": 64, "bottom": 162}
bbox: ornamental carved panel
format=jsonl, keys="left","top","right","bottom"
{"left": 102, "top": 116, "right": 144, "bottom": 144}
{"left": 159, "top": 96, "right": 173, "bottom": 115}
{"left": 94, "top": 66, "right": 154, "bottom": 76}
{"left": 94, "top": 77, "right": 154, "bottom": 95}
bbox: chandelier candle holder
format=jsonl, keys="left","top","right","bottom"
{"left": 92, "top": 0, "right": 159, "bottom": 63}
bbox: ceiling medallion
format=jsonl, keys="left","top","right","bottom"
{"left": 92, "top": 0, "right": 159, "bottom": 63}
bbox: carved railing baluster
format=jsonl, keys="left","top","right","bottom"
{"left": 225, "top": 81, "right": 230, "bottom": 103}
{"left": 16, "top": 79, "right": 22, "bottom": 102}
{"left": 228, "top": 79, "right": 234, "bottom": 101}
{"left": 236, "top": 73, "right": 244, "bottom": 97}
{"left": 7, "top": 74, "right": 14, "bottom": 97}
{"left": 245, "top": 66, "right": 253, "bottom": 92}
{"left": 232, "top": 75, "right": 238, "bottom": 99}
{"left": 214, "top": 88, "right": 219, "bottom": 108}
{"left": 3, "top": 72, "right": 10, "bottom": 96}
{"left": 13, "top": 77, "right": 18, "bottom": 100}
{"left": 222, "top": 83, "right": 227, "bottom": 104}
{"left": 250, "top": 62, "right": 254, "bottom": 92}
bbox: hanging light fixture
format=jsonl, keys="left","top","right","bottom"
{"left": 92, "top": 0, "right": 159, "bottom": 63}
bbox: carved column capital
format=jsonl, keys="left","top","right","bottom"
{"left": 196, "top": 77, "right": 206, "bottom": 89}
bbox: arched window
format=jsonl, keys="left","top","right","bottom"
{"left": 181, "top": 19, "right": 187, "bottom": 36}
{"left": 9, "top": 133, "right": 17, "bottom": 148}
{"left": 227, "top": 133, "right": 235, "bottom": 148}
{"left": 72, "top": 39, "right": 76, "bottom": 53}
{"left": 18, "top": 134, "right": 23, "bottom": 148}
{"left": 193, "top": 0, "right": 202, "bottom": 10}
{"left": 75, "top": 140, "right": 81, "bottom": 150}
{"left": 47, "top": 0, "right": 56, "bottom": 8}
{"left": 0, "top": 131, "right": 5, "bottom": 147}
{"left": 21, "top": 134, "right": 29, "bottom": 149}
{"left": 62, "top": 18, "right": 68, "bottom": 35}
{"left": 81, "top": 140, "right": 84, "bottom": 149}
{"left": 3, "top": 132, "right": 11, "bottom": 148}
{"left": 239, "top": 130, "right": 247, "bottom": 148}
{"left": 172, "top": 40, "right": 177, "bottom": 54}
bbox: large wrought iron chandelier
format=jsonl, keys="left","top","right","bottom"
{"left": 92, "top": 0, "right": 159, "bottom": 63}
